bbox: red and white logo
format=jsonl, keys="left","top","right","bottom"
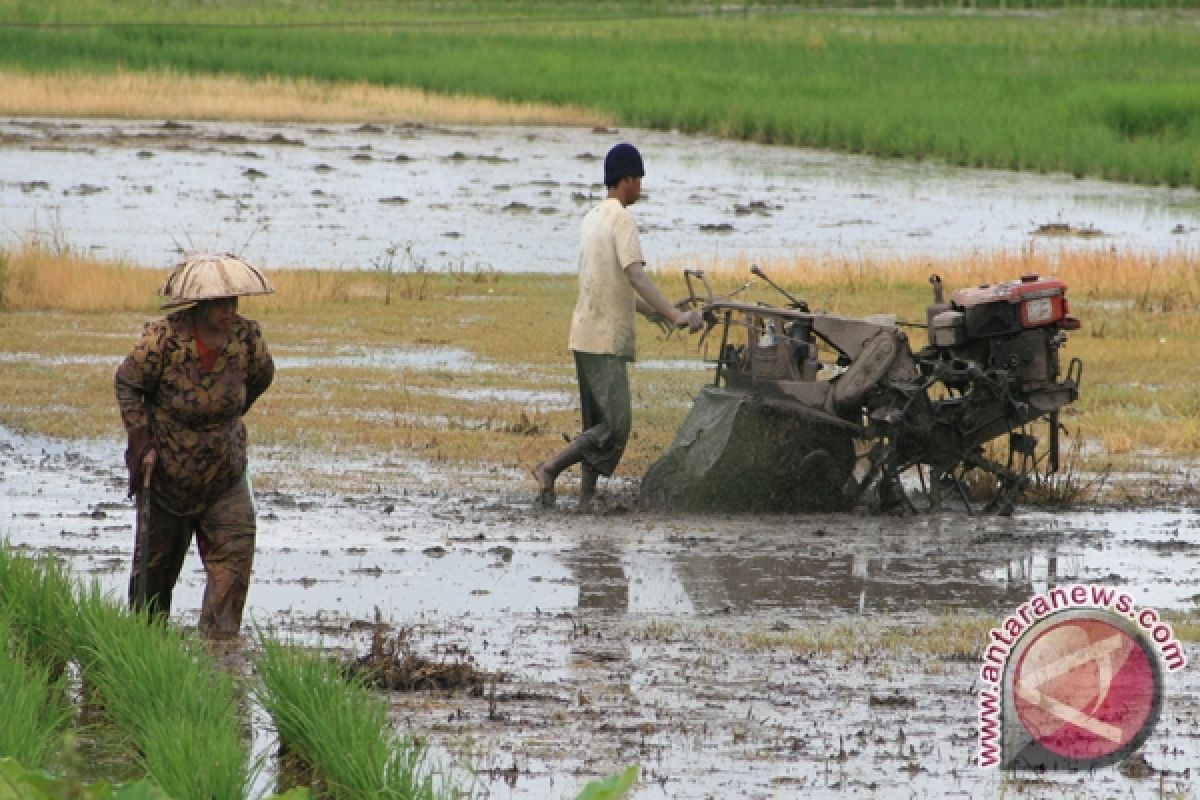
{"left": 1011, "top": 615, "right": 1159, "bottom": 763}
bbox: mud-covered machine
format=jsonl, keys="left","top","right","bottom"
{"left": 639, "top": 268, "right": 1083, "bottom": 514}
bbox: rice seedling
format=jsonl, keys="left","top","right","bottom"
{"left": 0, "top": 549, "right": 325, "bottom": 798}
{"left": 0, "top": 614, "right": 72, "bottom": 770}
{"left": 70, "top": 591, "right": 254, "bottom": 800}
{"left": 0, "top": 544, "right": 77, "bottom": 675}
{"left": 254, "top": 632, "right": 452, "bottom": 800}
{"left": 257, "top": 639, "right": 447, "bottom": 796}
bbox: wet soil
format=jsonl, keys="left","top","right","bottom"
{"left": 1, "top": 117, "right": 1197, "bottom": 271}
{"left": 3, "top": 425, "right": 1199, "bottom": 798}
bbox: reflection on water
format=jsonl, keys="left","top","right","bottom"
{"left": 4, "top": 422, "right": 1197, "bottom": 629}
{"left": 575, "top": 512, "right": 1199, "bottom": 618}
{"left": 1, "top": 117, "right": 1196, "bottom": 271}
{"left": 566, "top": 541, "right": 630, "bottom": 613}
{"left": 670, "top": 543, "right": 1040, "bottom": 615}
{"left": 561, "top": 520, "right": 1063, "bottom": 619}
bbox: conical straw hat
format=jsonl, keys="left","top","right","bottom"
{"left": 159, "top": 253, "right": 275, "bottom": 309}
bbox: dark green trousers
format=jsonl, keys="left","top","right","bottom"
{"left": 574, "top": 351, "right": 632, "bottom": 476}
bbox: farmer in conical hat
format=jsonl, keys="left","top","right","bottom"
{"left": 115, "top": 253, "right": 275, "bottom": 639}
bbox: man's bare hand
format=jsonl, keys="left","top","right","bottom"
{"left": 675, "top": 309, "right": 704, "bottom": 333}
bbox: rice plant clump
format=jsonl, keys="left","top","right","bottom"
{"left": 255, "top": 632, "right": 449, "bottom": 800}
{"left": 71, "top": 592, "right": 253, "bottom": 800}
{"left": 0, "top": 546, "right": 76, "bottom": 674}
{"left": 0, "top": 614, "right": 72, "bottom": 769}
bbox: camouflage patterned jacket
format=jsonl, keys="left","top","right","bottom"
{"left": 115, "top": 310, "right": 274, "bottom": 516}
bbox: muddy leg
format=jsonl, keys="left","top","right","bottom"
{"left": 128, "top": 495, "right": 191, "bottom": 623}
{"left": 195, "top": 478, "right": 256, "bottom": 639}
{"left": 578, "top": 465, "right": 599, "bottom": 512}
{"left": 533, "top": 437, "right": 591, "bottom": 509}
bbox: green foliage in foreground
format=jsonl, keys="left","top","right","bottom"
{"left": 575, "top": 766, "right": 639, "bottom": 800}
{"left": 0, "top": 757, "right": 313, "bottom": 800}
{"left": 0, "top": 757, "right": 170, "bottom": 800}
{"left": 1, "top": 4, "right": 1198, "bottom": 187}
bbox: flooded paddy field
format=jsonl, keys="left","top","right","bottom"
{"left": 3, "top": 425, "right": 1198, "bottom": 798}
{"left": 3, "top": 113, "right": 1200, "bottom": 797}
{"left": 1, "top": 117, "right": 1198, "bottom": 271}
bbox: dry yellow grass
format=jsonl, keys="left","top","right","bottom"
{"left": 662, "top": 247, "right": 1200, "bottom": 311}
{"left": 0, "top": 68, "right": 610, "bottom": 126}
{"left": 0, "top": 243, "right": 158, "bottom": 312}
{"left": 2, "top": 242, "right": 1199, "bottom": 497}
{"left": 11, "top": 237, "right": 1197, "bottom": 318}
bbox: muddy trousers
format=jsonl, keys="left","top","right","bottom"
{"left": 128, "top": 476, "right": 256, "bottom": 638}
{"left": 574, "top": 351, "right": 633, "bottom": 477}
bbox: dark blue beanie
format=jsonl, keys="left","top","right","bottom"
{"left": 604, "top": 142, "right": 644, "bottom": 187}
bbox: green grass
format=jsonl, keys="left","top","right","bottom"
{"left": 254, "top": 633, "right": 451, "bottom": 800}
{"left": 1, "top": 4, "right": 1198, "bottom": 186}
{"left": 71, "top": 593, "right": 254, "bottom": 800}
{"left": 0, "top": 545, "right": 254, "bottom": 799}
{"left": 0, "top": 546, "right": 76, "bottom": 675}
{"left": 0, "top": 615, "right": 72, "bottom": 770}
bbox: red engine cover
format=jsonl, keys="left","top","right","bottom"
{"left": 951, "top": 275, "right": 1068, "bottom": 328}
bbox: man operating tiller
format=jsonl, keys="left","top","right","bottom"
{"left": 533, "top": 142, "right": 703, "bottom": 511}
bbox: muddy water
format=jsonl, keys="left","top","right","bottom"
{"left": 2, "top": 424, "right": 1198, "bottom": 798}
{"left": 1, "top": 117, "right": 1197, "bottom": 271}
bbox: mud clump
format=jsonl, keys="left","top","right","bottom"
{"left": 1117, "top": 752, "right": 1155, "bottom": 779}
{"left": 1032, "top": 221, "right": 1105, "bottom": 238}
{"left": 347, "top": 618, "right": 499, "bottom": 692}
{"left": 868, "top": 692, "right": 916, "bottom": 708}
